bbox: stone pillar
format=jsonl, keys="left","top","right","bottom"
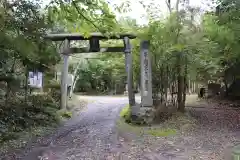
{"left": 123, "top": 37, "right": 135, "bottom": 107}
{"left": 140, "top": 40, "right": 153, "bottom": 107}
{"left": 60, "top": 39, "right": 70, "bottom": 110}
{"left": 132, "top": 40, "right": 154, "bottom": 124}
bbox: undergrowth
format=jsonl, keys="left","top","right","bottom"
{"left": 0, "top": 94, "right": 60, "bottom": 143}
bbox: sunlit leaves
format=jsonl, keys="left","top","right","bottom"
{"left": 0, "top": 0, "right": 60, "bottom": 74}
{"left": 47, "top": 0, "right": 117, "bottom": 34}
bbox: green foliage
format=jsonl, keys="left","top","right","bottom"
{"left": 74, "top": 55, "right": 126, "bottom": 94}
{"left": 57, "top": 110, "right": 72, "bottom": 119}
{"left": 1, "top": 0, "right": 240, "bottom": 144}
{"left": 120, "top": 105, "right": 130, "bottom": 119}
{"left": 48, "top": 0, "right": 118, "bottom": 34}
{"left": 0, "top": 0, "right": 62, "bottom": 143}
{"left": 45, "top": 79, "right": 61, "bottom": 90}
{"left": 0, "top": 94, "right": 59, "bottom": 143}
{"left": 45, "top": 80, "right": 61, "bottom": 106}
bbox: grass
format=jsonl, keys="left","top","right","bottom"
{"left": 147, "top": 128, "right": 177, "bottom": 137}
{"left": 117, "top": 116, "right": 177, "bottom": 137}
{"left": 117, "top": 118, "right": 145, "bottom": 135}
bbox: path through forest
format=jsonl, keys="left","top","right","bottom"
{"left": 2, "top": 95, "right": 240, "bottom": 160}
{"left": 17, "top": 96, "right": 135, "bottom": 160}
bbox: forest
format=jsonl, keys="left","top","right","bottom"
{"left": 0, "top": 0, "right": 240, "bottom": 148}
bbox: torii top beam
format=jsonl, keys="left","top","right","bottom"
{"left": 44, "top": 32, "right": 137, "bottom": 41}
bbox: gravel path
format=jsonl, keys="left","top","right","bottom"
{"left": 3, "top": 95, "right": 240, "bottom": 160}
{"left": 18, "top": 96, "right": 140, "bottom": 160}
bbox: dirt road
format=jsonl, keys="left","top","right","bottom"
{"left": 20, "top": 96, "right": 140, "bottom": 160}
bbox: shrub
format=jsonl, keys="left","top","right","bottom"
{"left": 45, "top": 80, "right": 61, "bottom": 107}
{"left": 0, "top": 94, "right": 59, "bottom": 143}
{"left": 45, "top": 80, "right": 61, "bottom": 90}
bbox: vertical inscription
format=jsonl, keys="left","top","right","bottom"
{"left": 143, "top": 51, "right": 149, "bottom": 92}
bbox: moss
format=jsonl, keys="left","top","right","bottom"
{"left": 116, "top": 118, "right": 145, "bottom": 136}
{"left": 147, "top": 128, "right": 177, "bottom": 137}
{"left": 118, "top": 105, "right": 179, "bottom": 138}
{"left": 57, "top": 110, "right": 72, "bottom": 119}
{"left": 120, "top": 105, "right": 130, "bottom": 118}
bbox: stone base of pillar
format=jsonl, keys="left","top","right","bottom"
{"left": 138, "top": 107, "right": 155, "bottom": 124}
{"left": 130, "top": 103, "right": 155, "bottom": 125}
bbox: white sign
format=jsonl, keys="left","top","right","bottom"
{"left": 29, "top": 72, "right": 43, "bottom": 88}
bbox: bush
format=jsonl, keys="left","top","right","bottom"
{"left": 45, "top": 80, "right": 61, "bottom": 90}
{"left": 49, "top": 89, "right": 61, "bottom": 107}
{"left": 0, "top": 94, "right": 59, "bottom": 143}
{"left": 45, "top": 80, "right": 61, "bottom": 107}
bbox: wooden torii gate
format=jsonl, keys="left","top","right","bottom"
{"left": 44, "top": 33, "right": 136, "bottom": 110}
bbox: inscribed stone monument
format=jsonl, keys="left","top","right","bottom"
{"left": 140, "top": 40, "right": 153, "bottom": 107}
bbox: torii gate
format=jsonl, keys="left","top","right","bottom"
{"left": 44, "top": 33, "right": 136, "bottom": 110}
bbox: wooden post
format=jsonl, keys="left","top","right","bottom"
{"left": 188, "top": 79, "right": 191, "bottom": 94}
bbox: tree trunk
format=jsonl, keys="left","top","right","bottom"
{"left": 177, "top": 53, "right": 185, "bottom": 112}
{"left": 5, "top": 82, "right": 10, "bottom": 105}
{"left": 192, "top": 81, "right": 195, "bottom": 93}
{"left": 223, "top": 79, "right": 229, "bottom": 97}
{"left": 164, "top": 66, "right": 169, "bottom": 106}
{"left": 188, "top": 78, "right": 192, "bottom": 95}
{"left": 25, "top": 68, "right": 28, "bottom": 103}
{"left": 183, "top": 56, "right": 188, "bottom": 103}
{"left": 160, "top": 66, "right": 164, "bottom": 104}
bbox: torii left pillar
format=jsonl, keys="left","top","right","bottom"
{"left": 60, "top": 39, "right": 70, "bottom": 110}
{"left": 123, "top": 37, "right": 136, "bottom": 109}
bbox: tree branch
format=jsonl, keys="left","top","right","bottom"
{"left": 71, "top": 1, "right": 103, "bottom": 33}
{"left": 166, "top": 0, "right": 171, "bottom": 14}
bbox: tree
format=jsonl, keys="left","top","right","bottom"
{"left": 0, "top": 0, "right": 60, "bottom": 103}
{"left": 47, "top": 0, "right": 118, "bottom": 34}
